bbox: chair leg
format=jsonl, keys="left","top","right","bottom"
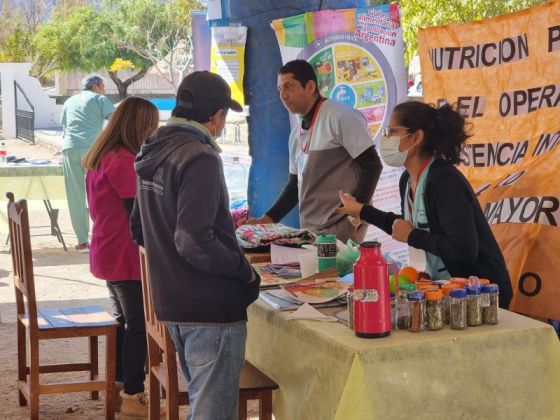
{"left": 29, "top": 337, "right": 40, "bottom": 420}
{"left": 260, "top": 391, "right": 273, "bottom": 420}
{"left": 147, "top": 336, "right": 161, "bottom": 420}
{"left": 105, "top": 330, "right": 116, "bottom": 420}
{"left": 238, "top": 395, "right": 248, "bottom": 420}
{"left": 164, "top": 353, "right": 180, "bottom": 420}
{"left": 89, "top": 336, "right": 99, "bottom": 400}
{"left": 17, "top": 321, "right": 27, "bottom": 406}
{"left": 148, "top": 369, "right": 161, "bottom": 420}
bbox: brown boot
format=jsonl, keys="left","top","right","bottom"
{"left": 119, "top": 391, "right": 148, "bottom": 418}
{"left": 114, "top": 381, "right": 123, "bottom": 412}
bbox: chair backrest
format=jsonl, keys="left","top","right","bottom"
{"left": 6, "top": 192, "right": 38, "bottom": 330}
{"left": 139, "top": 246, "right": 175, "bottom": 352}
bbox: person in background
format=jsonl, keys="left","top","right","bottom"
{"left": 61, "top": 74, "right": 114, "bottom": 252}
{"left": 130, "top": 71, "right": 260, "bottom": 420}
{"left": 241, "top": 59, "right": 382, "bottom": 243}
{"left": 335, "top": 101, "right": 513, "bottom": 308}
{"left": 82, "top": 97, "right": 159, "bottom": 417}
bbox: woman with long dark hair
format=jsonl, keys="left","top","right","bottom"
{"left": 83, "top": 97, "right": 159, "bottom": 417}
{"left": 336, "top": 101, "right": 513, "bottom": 308}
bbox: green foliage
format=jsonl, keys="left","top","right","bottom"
{"left": 399, "top": 0, "right": 549, "bottom": 65}
{"left": 0, "top": 25, "right": 33, "bottom": 62}
{"left": 32, "top": 3, "right": 153, "bottom": 79}
{"left": 102, "top": 0, "right": 203, "bottom": 87}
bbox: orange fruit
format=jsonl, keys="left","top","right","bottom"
{"left": 399, "top": 266, "right": 419, "bottom": 283}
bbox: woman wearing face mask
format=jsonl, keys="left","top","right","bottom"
{"left": 335, "top": 101, "right": 513, "bottom": 309}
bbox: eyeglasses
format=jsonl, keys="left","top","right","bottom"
{"left": 382, "top": 126, "right": 410, "bottom": 137}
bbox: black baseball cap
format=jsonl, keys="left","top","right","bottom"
{"left": 175, "top": 71, "right": 242, "bottom": 120}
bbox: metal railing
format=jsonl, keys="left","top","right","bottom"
{"left": 14, "top": 81, "right": 35, "bottom": 144}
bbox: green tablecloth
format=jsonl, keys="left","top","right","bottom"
{"left": 246, "top": 301, "right": 560, "bottom": 419}
{"left": 0, "top": 164, "right": 66, "bottom": 234}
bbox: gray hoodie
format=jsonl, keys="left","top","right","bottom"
{"left": 131, "top": 120, "right": 259, "bottom": 323}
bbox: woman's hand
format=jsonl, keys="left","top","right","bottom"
{"left": 391, "top": 219, "right": 413, "bottom": 243}
{"left": 334, "top": 191, "right": 364, "bottom": 218}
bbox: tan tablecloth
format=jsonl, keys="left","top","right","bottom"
{"left": 246, "top": 301, "right": 560, "bottom": 419}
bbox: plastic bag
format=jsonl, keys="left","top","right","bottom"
{"left": 336, "top": 240, "right": 360, "bottom": 276}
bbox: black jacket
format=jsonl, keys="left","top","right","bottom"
{"left": 360, "top": 158, "right": 513, "bottom": 308}
{"left": 130, "top": 123, "right": 259, "bottom": 323}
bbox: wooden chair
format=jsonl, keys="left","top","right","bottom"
{"left": 139, "top": 246, "right": 278, "bottom": 420}
{"left": 6, "top": 192, "right": 119, "bottom": 420}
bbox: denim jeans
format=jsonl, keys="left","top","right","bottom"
{"left": 106, "top": 280, "right": 147, "bottom": 395}
{"left": 166, "top": 322, "right": 247, "bottom": 420}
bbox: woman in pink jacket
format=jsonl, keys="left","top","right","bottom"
{"left": 83, "top": 97, "right": 159, "bottom": 417}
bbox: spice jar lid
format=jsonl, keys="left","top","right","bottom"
{"left": 407, "top": 291, "right": 425, "bottom": 301}
{"left": 425, "top": 289, "right": 443, "bottom": 300}
{"left": 442, "top": 283, "right": 459, "bottom": 296}
{"left": 481, "top": 284, "right": 499, "bottom": 294}
{"left": 450, "top": 277, "right": 468, "bottom": 286}
{"left": 418, "top": 285, "right": 438, "bottom": 292}
{"left": 465, "top": 285, "right": 481, "bottom": 295}
{"left": 432, "top": 280, "right": 449, "bottom": 287}
{"left": 480, "top": 278, "right": 491, "bottom": 285}
{"left": 399, "top": 283, "right": 416, "bottom": 291}
{"left": 449, "top": 288, "right": 467, "bottom": 299}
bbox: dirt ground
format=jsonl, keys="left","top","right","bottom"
{"left": 0, "top": 138, "right": 259, "bottom": 419}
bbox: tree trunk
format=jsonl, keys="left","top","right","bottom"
{"left": 107, "top": 67, "right": 148, "bottom": 99}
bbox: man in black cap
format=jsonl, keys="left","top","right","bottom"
{"left": 131, "top": 71, "right": 260, "bottom": 420}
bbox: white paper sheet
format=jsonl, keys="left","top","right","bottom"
{"left": 286, "top": 303, "right": 337, "bottom": 322}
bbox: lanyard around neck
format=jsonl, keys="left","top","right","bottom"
{"left": 299, "top": 98, "right": 325, "bottom": 154}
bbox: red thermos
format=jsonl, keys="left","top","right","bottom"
{"left": 353, "top": 241, "right": 391, "bottom": 338}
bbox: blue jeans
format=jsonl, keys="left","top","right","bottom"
{"left": 166, "top": 322, "right": 247, "bottom": 420}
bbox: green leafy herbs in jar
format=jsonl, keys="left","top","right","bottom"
{"left": 449, "top": 288, "right": 467, "bottom": 330}
{"left": 481, "top": 284, "right": 499, "bottom": 325}
{"left": 425, "top": 289, "right": 443, "bottom": 331}
{"left": 466, "top": 286, "right": 482, "bottom": 327}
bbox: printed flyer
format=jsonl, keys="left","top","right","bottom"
{"left": 210, "top": 26, "right": 247, "bottom": 107}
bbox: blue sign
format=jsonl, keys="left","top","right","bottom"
{"left": 331, "top": 84, "right": 356, "bottom": 107}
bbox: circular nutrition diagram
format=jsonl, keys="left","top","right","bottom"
{"left": 299, "top": 34, "right": 397, "bottom": 139}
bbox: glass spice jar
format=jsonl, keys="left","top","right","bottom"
{"left": 481, "top": 284, "right": 499, "bottom": 325}
{"left": 449, "top": 288, "right": 467, "bottom": 330}
{"left": 407, "top": 291, "right": 425, "bottom": 333}
{"left": 346, "top": 287, "right": 354, "bottom": 330}
{"left": 425, "top": 289, "right": 444, "bottom": 331}
{"left": 396, "top": 283, "right": 416, "bottom": 330}
{"left": 442, "top": 283, "right": 458, "bottom": 325}
{"left": 466, "top": 286, "right": 482, "bottom": 326}
{"left": 390, "top": 293, "right": 396, "bottom": 329}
